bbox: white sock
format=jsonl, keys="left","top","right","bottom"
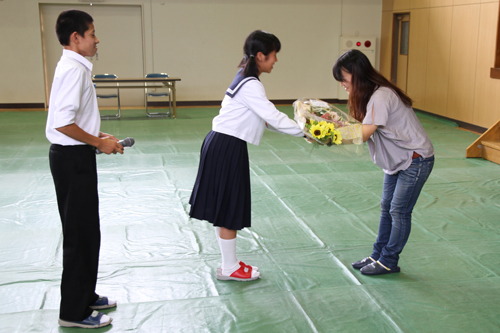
{"left": 99, "top": 313, "right": 112, "bottom": 325}
{"left": 215, "top": 227, "right": 259, "bottom": 272}
{"left": 89, "top": 311, "right": 112, "bottom": 325}
{"left": 219, "top": 237, "right": 239, "bottom": 275}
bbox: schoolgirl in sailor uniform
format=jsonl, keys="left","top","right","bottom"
{"left": 189, "top": 30, "right": 304, "bottom": 281}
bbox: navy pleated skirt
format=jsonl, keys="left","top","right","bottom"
{"left": 189, "top": 131, "right": 251, "bottom": 230}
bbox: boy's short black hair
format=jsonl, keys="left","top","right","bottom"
{"left": 55, "top": 9, "right": 94, "bottom": 46}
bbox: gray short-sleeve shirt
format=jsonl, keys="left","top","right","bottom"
{"left": 363, "top": 87, "right": 434, "bottom": 174}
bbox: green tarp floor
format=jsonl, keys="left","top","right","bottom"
{"left": 1, "top": 107, "right": 500, "bottom": 332}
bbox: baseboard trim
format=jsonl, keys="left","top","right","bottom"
{"left": 1, "top": 102, "right": 485, "bottom": 134}
{"left": 414, "top": 109, "right": 487, "bottom": 134}
{"left": 149, "top": 98, "right": 348, "bottom": 107}
{"left": 148, "top": 101, "right": 222, "bottom": 107}
{"left": 0, "top": 103, "right": 45, "bottom": 109}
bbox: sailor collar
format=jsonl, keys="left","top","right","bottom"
{"left": 225, "top": 69, "right": 259, "bottom": 98}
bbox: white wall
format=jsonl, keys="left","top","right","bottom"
{"left": 341, "top": 0, "right": 382, "bottom": 69}
{"left": 0, "top": 0, "right": 382, "bottom": 106}
{"left": 0, "top": 0, "right": 47, "bottom": 104}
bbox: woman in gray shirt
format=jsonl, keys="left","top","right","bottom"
{"left": 333, "top": 49, "right": 434, "bottom": 276}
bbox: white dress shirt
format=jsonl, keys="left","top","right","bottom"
{"left": 46, "top": 49, "right": 101, "bottom": 146}
{"left": 213, "top": 79, "right": 303, "bottom": 146}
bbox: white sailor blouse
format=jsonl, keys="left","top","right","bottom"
{"left": 212, "top": 69, "right": 303, "bottom": 146}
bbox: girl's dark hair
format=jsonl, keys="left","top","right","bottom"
{"left": 238, "top": 30, "right": 281, "bottom": 77}
{"left": 332, "top": 49, "right": 412, "bottom": 122}
{"left": 56, "top": 10, "right": 94, "bottom": 46}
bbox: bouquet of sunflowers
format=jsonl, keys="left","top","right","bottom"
{"left": 293, "top": 98, "right": 363, "bottom": 148}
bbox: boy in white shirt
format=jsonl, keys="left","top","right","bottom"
{"left": 46, "top": 9, "right": 123, "bottom": 329}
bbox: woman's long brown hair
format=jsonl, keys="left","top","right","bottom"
{"left": 332, "top": 49, "right": 412, "bottom": 122}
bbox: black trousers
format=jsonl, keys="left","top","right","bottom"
{"left": 49, "top": 144, "right": 100, "bottom": 321}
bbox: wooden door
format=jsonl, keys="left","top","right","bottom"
{"left": 391, "top": 13, "right": 410, "bottom": 93}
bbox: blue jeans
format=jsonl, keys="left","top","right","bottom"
{"left": 371, "top": 155, "right": 434, "bottom": 269}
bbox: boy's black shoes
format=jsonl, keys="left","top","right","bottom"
{"left": 59, "top": 311, "right": 112, "bottom": 328}
{"left": 352, "top": 256, "right": 375, "bottom": 269}
{"left": 89, "top": 296, "right": 117, "bottom": 310}
{"left": 360, "top": 261, "right": 400, "bottom": 275}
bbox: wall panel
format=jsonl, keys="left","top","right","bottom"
{"left": 429, "top": 0, "right": 454, "bottom": 7}
{"left": 383, "top": 0, "right": 395, "bottom": 11}
{"left": 380, "top": 11, "right": 394, "bottom": 78}
{"left": 410, "top": 0, "right": 431, "bottom": 9}
{"left": 453, "top": 0, "right": 480, "bottom": 4}
{"left": 381, "top": 0, "right": 500, "bottom": 129}
{"left": 473, "top": 1, "right": 500, "bottom": 127}
{"left": 447, "top": 4, "right": 480, "bottom": 123}
{"left": 425, "top": 6, "right": 452, "bottom": 116}
{"left": 406, "top": 8, "right": 429, "bottom": 109}
{"left": 393, "top": 0, "right": 411, "bottom": 10}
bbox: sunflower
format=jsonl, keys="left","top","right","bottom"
{"left": 310, "top": 123, "right": 327, "bottom": 139}
{"left": 332, "top": 130, "right": 343, "bottom": 145}
{"left": 325, "top": 123, "right": 335, "bottom": 134}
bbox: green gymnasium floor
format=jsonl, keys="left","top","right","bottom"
{"left": 1, "top": 106, "right": 500, "bottom": 332}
